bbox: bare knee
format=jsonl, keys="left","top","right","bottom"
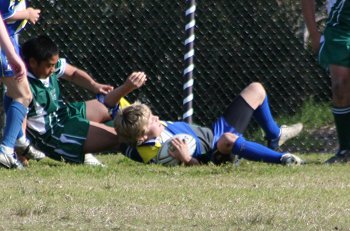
{"left": 86, "top": 100, "right": 111, "bottom": 122}
{"left": 241, "top": 82, "right": 266, "bottom": 108}
{"left": 217, "top": 133, "right": 238, "bottom": 154}
{"left": 4, "top": 78, "right": 32, "bottom": 107}
{"left": 248, "top": 82, "right": 266, "bottom": 99}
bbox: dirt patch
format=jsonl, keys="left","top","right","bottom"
{"left": 307, "top": 125, "right": 337, "bottom": 153}
{"left": 284, "top": 125, "right": 337, "bottom": 154}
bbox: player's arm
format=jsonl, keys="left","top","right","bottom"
{"left": 301, "top": 0, "right": 321, "bottom": 53}
{"left": 169, "top": 138, "right": 200, "bottom": 166}
{"left": 0, "top": 15, "right": 26, "bottom": 79}
{"left": 103, "top": 72, "right": 147, "bottom": 108}
{"left": 62, "top": 63, "right": 113, "bottom": 94}
{"left": 6, "top": 7, "right": 40, "bottom": 24}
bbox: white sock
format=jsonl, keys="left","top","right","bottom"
{"left": 0, "top": 144, "right": 14, "bottom": 155}
{"left": 16, "top": 136, "right": 30, "bottom": 147}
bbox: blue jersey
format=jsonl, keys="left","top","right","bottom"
{"left": 0, "top": 0, "right": 27, "bottom": 36}
{"left": 120, "top": 121, "right": 214, "bottom": 164}
{"left": 0, "top": 0, "right": 27, "bottom": 77}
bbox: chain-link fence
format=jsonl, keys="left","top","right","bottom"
{"left": 2, "top": 0, "right": 333, "bottom": 153}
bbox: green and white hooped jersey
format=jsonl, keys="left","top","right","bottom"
{"left": 27, "top": 58, "right": 68, "bottom": 136}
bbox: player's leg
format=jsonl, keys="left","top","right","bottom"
{"left": 240, "top": 82, "right": 302, "bottom": 150}
{"left": 26, "top": 116, "right": 118, "bottom": 165}
{"left": 222, "top": 90, "right": 254, "bottom": 134}
{"left": 241, "top": 82, "right": 280, "bottom": 139}
{"left": 83, "top": 121, "right": 119, "bottom": 153}
{"left": 216, "top": 132, "right": 303, "bottom": 165}
{"left": 0, "top": 65, "right": 32, "bottom": 168}
{"left": 63, "top": 102, "right": 119, "bottom": 164}
{"left": 326, "top": 65, "right": 350, "bottom": 163}
{"left": 3, "top": 94, "right": 45, "bottom": 164}
{"left": 223, "top": 82, "right": 280, "bottom": 136}
{"left": 85, "top": 99, "right": 111, "bottom": 123}
{"left": 320, "top": 26, "right": 350, "bottom": 163}
{"left": 211, "top": 94, "right": 254, "bottom": 164}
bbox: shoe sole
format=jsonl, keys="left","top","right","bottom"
{"left": 278, "top": 123, "right": 303, "bottom": 147}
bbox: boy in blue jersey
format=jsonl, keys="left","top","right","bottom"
{"left": 21, "top": 35, "right": 146, "bottom": 166}
{"left": 114, "top": 83, "right": 304, "bottom": 166}
{"left": 0, "top": 15, "right": 25, "bottom": 78}
{"left": 0, "top": 1, "right": 44, "bottom": 168}
{"left": 0, "top": 14, "right": 28, "bottom": 168}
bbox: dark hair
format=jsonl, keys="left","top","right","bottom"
{"left": 21, "top": 35, "right": 59, "bottom": 63}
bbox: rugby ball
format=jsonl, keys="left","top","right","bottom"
{"left": 156, "top": 133, "right": 197, "bottom": 166}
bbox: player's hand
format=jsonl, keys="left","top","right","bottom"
{"left": 7, "top": 53, "right": 26, "bottom": 81}
{"left": 123, "top": 72, "right": 147, "bottom": 92}
{"left": 168, "top": 138, "right": 192, "bottom": 164}
{"left": 93, "top": 83, "right": 114, "bottom": 95}
{"left": 27, "top": 7, "right": 41, "bottom": 24}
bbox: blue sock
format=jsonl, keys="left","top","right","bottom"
{"left": 3, "top": 95, "right": 24, "bottom": 140}
{"left": 232, "top": 136, "right": 284, "bottom": 163}
{"left": 253, "top": 96, "right": 280, "bottom": 140}
{"left": 3, "top": 94, "right": 12, "bottom": 112}
{"left": 2, "top": 101, "right": 27, "bottom": 148}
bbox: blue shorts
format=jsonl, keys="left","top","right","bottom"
{"left": 211, "top": 95, "right": 252, "bottom": 150}
{"left": 0, "top": 36, "right": 19, "bottom": 78}
{"left": 211, "top": 115, "right": 242, "bottom": 150}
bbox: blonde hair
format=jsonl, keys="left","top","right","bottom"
{"left": 114, "top": 102, "right": 151, "bottom": 146}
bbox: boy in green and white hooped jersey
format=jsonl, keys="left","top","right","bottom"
{"left": 302, "top": 0, "right": 350, "bottom": 163}
{"left": 21, "top": 35, "right": 146, "bottom": 164}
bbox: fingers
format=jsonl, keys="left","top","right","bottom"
{"left": 168, "top": 138, "right": 189, "bottom": 162}
{"left": 8, "top": 55, "right": 26, "bottom": 80}
{"left": 99, "top": 85, "right": 113, "bottom": 94}
{"left": 129, "top": 71, "right": 147, "bottom": 87}
{"left": 28, "top": 8, "right": 41, "bottom": 24}
{"left": 170, "top": 138, "right": 187, "bottom": 151}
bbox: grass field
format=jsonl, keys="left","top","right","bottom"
{"left": 0, "top": 100, "right": 347, "bottom": 230}
{"left": 1, "top": 154, "right": 350, "bottom": 230}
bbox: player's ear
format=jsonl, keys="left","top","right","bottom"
{"left": 28, "top": 58, "right": 38, "bottom": 69}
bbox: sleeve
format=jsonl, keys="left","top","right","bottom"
{"left": 119, "top": 144, "right": 145, "bottom": 163}
{"left": 119, "top": 141, "right": 161, "bottom": 164}
{"left": 55, "top": 58, "right": 67, "bottom": 78}
{"left": 0, "top": 1, "right": 15, "bottom": 20}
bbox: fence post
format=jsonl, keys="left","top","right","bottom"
{"left": 183, "top": 0, "right": 196, "bottom": 124}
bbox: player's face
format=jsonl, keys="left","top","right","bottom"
{"left": 143, "top": 113, "right": 164, "bottom": 140}
{"left": 29, "top": 54, "right": 59, "bottom": 79}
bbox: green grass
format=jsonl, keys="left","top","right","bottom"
{"left": 279, "top": 99, "right": 333, "bottom": 128}
{"left": 0, "top": 99, "right": 344, "bottom": 230}
{"left": 1, "top": 154, "right": 350, "bottom": 230}
{"left": 249, "top": 98, "right": 335, "bottom": 153}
